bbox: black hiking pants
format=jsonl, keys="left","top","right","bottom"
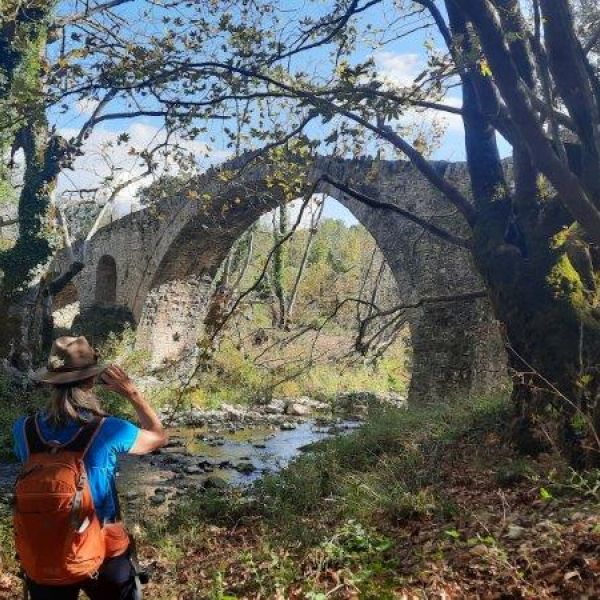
{"left": 26, "top": 551, "right": 137, "bottom": 600}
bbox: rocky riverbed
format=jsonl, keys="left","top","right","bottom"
{"left": 0, "top": 391, "right": 406, "bottom": 511}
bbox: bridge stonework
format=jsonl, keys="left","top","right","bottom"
{"left": 58, "top": 156, "right": 508, "bottom": 403}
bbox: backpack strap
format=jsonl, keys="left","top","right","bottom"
{"left": 24, "top": 416, "right": 48, "bottom": 455}
{"left": 63, "top": 417, "right": 105, "bottom": 457}
{"left": 24, "top": 414, "right": 104, "bottom": 457}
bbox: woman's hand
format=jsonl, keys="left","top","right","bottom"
{"left": 98, "top": 364, "right": 138, "bottom": 399}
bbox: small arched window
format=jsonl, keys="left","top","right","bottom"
{"left": 95, "top": 255, "right": 117, "bottom": 305}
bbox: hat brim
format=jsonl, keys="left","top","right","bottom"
{"left": 31, "top": 364, "right": 107, "bottom": 385}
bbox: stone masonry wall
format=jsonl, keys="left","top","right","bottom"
{"left": 53, "top": 156, "right": 508, "bottom": 402}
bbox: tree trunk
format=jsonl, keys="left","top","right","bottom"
{"left": 0, "top": 4, "right": 67, "bottom": 366}
{"left": 472, "top": 214, "right": 600, "bottom": 467}
{"left": 271, "top": 204, "right": 288, "bottom": 329}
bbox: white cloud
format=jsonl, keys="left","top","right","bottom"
{"left": 371, "top": 51, "right": 464, "bottom": 144}
{"left": 373, "top": 51, "right": 423, "bottom": 87}
{"left": 56, "top": 122, "right": 229, "bottom": 218}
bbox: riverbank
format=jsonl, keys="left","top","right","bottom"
{"left": 3, "top": 394, "right": 599, "bottom": 599}
{"left": 138, "top": 396, "right": 600, "bottom": 598}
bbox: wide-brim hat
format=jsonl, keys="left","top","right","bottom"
{"left": 32, "top": 336, "right": 107, "bottom": 385}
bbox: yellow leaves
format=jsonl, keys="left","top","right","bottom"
{"left": 478, "top": 58, "right": 492, "bottom": 78}
{"left": 412, "top": 134, "right": 428, "bottom": 155}
{"left": 57, "top": 57, "right": 70, "bottom": 70}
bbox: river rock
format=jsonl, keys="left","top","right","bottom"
{"left": 263, "top": 399, "right": 286, "bottom": 414}
{"left": 161, "top": 437, "right": 186, "bottom": 449}
{"left": 285, "top": 402, "right": 312, "bottom": 417}
{"left": 235, "top": 462, "right": 256, "bottom": 474}
{"left": 220, "top": 403, "right": 246, "bottom": 419}
{"left": 150, "top": 493, "right": 167, "bottom": 506}
{"left": 203, "top": 476, "right": 228, "bottom": 490}
{"left": 280, "top": 422, "right": 296, "bottom": 431}
{"left": 334, "top": 390, "right": 407, "bottom": 416}
{"left": 352, "top": 403, "right": 368, "bottom": 417}
{"left": 159, "top": 445, "right": 188, "bottom": 455}
{"left": 184, "top": 465, "right": 203, "bottom": 475}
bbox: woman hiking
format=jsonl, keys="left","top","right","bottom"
{"left": 12, "top": 335, "right": 168, "bottom": 599}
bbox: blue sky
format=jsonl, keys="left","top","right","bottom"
{"left": 50, "top": 0, "right": 511, "bottom": 226}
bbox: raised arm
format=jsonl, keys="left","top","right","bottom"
{"left": 99, "top": 365, "right": 168, "bottom": 455}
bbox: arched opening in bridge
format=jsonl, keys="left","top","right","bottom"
{"left": 95, "top": 255, "right": 117, "bottom": 305}
{"left": 204, "top": 195, "right": 411, "bottom": 401}
{"left": 134, "top": 186, "right": 413, "bottom": 398}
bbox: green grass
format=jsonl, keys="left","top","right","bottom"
{"left": 137, "top": 393, "right": 511, "bottom": 598}
{"left": 162, "top": 394, "right": 511, "bottom": 545}
{"left": 152, "top": 336, "right": 409, "bottom": 411}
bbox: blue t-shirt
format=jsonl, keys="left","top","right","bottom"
{"left": 13, "top": 413, "right": 140, "bottom": 523}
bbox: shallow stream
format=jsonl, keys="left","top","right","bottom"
{"left": 0, "top": 419, "right": 360, "bottom": 509}
{"left": 118, "top": 419, "right": 360, "bottom": 509}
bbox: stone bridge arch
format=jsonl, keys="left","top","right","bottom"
{"left": 59, "top": 155, "right": 506, "bottom": 403}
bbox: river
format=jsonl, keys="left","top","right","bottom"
{"left": 0, "top": 418, "right": 361, "bottom": 510}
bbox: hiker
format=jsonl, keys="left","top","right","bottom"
{"left": 12, "top": 335, "right": 168, "bottom": 599}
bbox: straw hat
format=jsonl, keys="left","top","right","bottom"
{"left": 32, "top": 336, "right": 106, "bottom": 385}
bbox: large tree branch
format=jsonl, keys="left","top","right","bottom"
{"left": 418, "top": 0, "right": 517, "bottom": 145}
{"left": 539, "top": 0, "right": 600, "bottom": 165}
{"left": 583, "top": 24, "right": 600, "bottom": 55}
{"left": 321, "top": 174, "right": 472, "bottom": 249}
{"left": 446, "top": 1, "right": 510, "bottom": 209}
{"left": 456, "top": 0, "right": 600, "bottom": 244}
{"left": 493, "top": 0, "right": 537, "bottom": 88}
{"left": 74, "top": 89, "right": 118, "bottom": 146}
{"left": 530, "top": 0, "right": 568, "bottom": 165}
{"left": 178, "top": 60, "right": 478, "bottom": 225}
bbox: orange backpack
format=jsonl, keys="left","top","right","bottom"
{"left": 13, "top": 415, "right": 106, "bottom": 585}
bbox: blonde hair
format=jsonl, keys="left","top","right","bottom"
{"left": 47, "top": 379, "right": 106, "bottom": 426}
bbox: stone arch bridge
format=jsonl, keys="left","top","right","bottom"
{"left": 54, "top": 155, "right": 506, "bottom": 403}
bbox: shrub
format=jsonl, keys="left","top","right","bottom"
{"left": 175, "top": 394, "right": 510, "bottom": 542}
{"left": 0, "top": 374, "right": 47, "bottom": 462}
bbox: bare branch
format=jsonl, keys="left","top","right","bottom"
{"left": 267, "top": 0, "right": 383, "bottom": 65}
{"left": 51, "top": 0, "right": 134, "bottom": 29}
{"left": 321, "top": 174, "right": 472, "bottom": 249}
{"left": 0, "top": 216, "right": 19, "bottom": 229}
